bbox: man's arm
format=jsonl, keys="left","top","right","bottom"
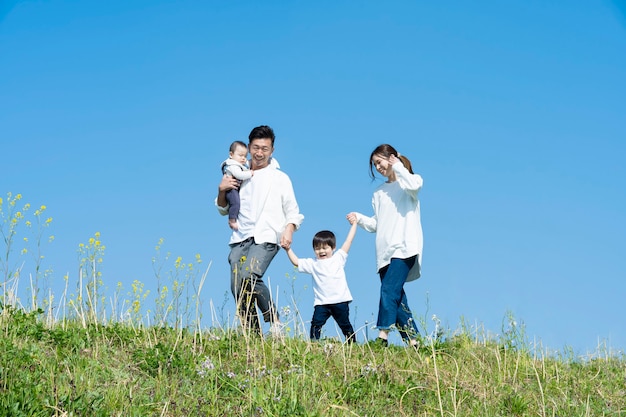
{"left": 340, "top": 220, "right": 358, "bottom": 254}
{"left": 280, "top": 223, "right": 297, "bottom": 250}
{"left": 279, "top": 173, "right": 304, "bottom": 249}
{"left": 216, "top": 174, "right": 239, "bottom": 208}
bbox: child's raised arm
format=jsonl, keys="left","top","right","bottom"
{"left": 340, "top": 219, "right": 358, "bottom": 254}
{"left": 285, "top": 247, "right": 300, "bottom": 267}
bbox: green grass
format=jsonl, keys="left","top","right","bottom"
{"left": 1, "top": 305, "right": 625, "bottom": 416}
{"left": 2, "top": 193, "right": 626, "bottom": 415}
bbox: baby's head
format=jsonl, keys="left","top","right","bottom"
{"left": 312, "top": 230, "right": 336, "bottom": 260}
{"left": 229, "top": 140, "right": 248, "bottom": 165}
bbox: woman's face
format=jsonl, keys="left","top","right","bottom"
{"left": 372, "top": 153, "right": 392, "bottom": 178}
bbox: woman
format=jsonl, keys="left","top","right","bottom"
{"left": 347, "top": 144, "right": 423, "bottom": 348}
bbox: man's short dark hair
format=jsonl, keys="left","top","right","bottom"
{"left": 249, "top": 125, "right": 275, "bottom": 145}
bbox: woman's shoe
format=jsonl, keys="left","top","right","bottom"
{"left": 370, "top": 337, "right": 388, "bottom": 347}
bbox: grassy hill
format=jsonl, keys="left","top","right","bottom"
{"left": 1, "top": 305, "right": 625, "bottom": 417}
{"left": 2, "top": 194, "right": 625, "bottom": 416}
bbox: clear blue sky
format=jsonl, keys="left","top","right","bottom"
{"left": 2, "top": 1, "right": 625, "bottom": 355}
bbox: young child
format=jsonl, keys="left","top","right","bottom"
{"left": 285, "top": 220, "right": 358, "bottom": 343}
{"left": 220, "top": 140, "right": 253, "bottom": 230}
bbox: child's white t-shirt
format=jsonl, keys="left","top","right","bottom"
{"left": 297, "top": 250, "right": 353, "bottom": 306}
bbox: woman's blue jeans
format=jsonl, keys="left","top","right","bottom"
{"left": 377, "top": 256, "right": 420, "bottom": 341}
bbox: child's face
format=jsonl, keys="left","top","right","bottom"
{"left": 230, "top": 145, "right": 248, "bottom": 165}
{"left": 314, "top": 244, "right": 334, "bottom": 260}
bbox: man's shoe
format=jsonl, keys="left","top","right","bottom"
{"left": 269, "top": 322, "right": 284, "bottom": 338}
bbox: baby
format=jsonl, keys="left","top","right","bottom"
{"left": 220, "top": 140, "right": 253, "bottom": 230}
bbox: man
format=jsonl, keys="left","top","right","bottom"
{"left": 216, "top": 125, "right": 304, "bottom": 335}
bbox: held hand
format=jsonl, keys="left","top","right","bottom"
{"left": 280, "top": 225, "right": 295, "bottom": 249}
{"left": 346, "top": 212, "right": 357, "bottom": 225}
{"left": 280, "top": 235, "right": 292, "bottom": 250}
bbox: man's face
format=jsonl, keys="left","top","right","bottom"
{"left": 249, "top": 138, "right": 274, "bottom": 170}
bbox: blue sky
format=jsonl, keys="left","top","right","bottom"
{"left": 2, "top": 0, "right": 625, "bottom": 355}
